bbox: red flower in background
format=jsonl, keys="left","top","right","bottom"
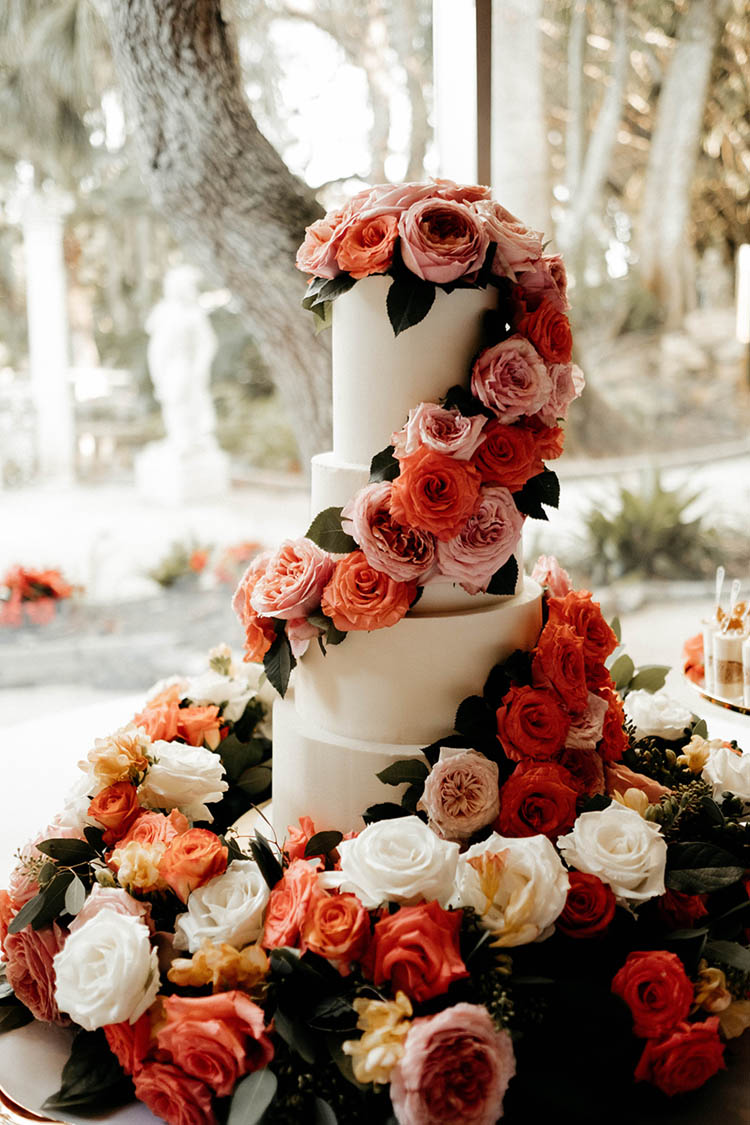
{"left": 557, "top": 871, "right": 616, "bottom": 939}
{"left": 657, "top": 889, "right": 709, "bottom": 930}
{"left": 634, "top": 1018, "right": 725, "bottom": 1096}
{"left": 612, "top": 950, "right": 693, "bottom": 1039}
{"left": 682, "top": 633, "right": 705, "bottom": 685}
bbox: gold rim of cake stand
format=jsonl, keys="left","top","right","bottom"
{"left": 685, "top": 677, "right": 750, "bottom": 717}
{"left": 0, "top": 1085, "right": 60, "bottom": 1125}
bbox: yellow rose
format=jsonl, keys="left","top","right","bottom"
{"left": 342, "top": 992, "right": 412, "bottom": 1085}
{"left": 168, "top": 940, "right": 269, "bottom": 992}
{"left": 111, "top": 840, "right": 166, "bottom": 894}
{"left": 83, "top": 724, "right": 152, "bottom": 789}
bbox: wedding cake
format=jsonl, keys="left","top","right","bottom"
{"left": 233, "top": 179, "right": 582, "bottom": 835}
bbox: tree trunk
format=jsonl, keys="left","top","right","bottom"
{"left": 105, "top": 0, "right": 332, "bottom": 467}
{"left": 639, "top": 0, "right": 729, "bottom": 327}
{"left": 564, "top": 0, "right": 587, "bottom": 202}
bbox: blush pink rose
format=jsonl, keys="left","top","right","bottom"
{"left": 515, "top": 254, "right": 569, "bottom": 311}
{"left": 473, "top": 199, "right": 544, "bottom": 280}
{"left": 69, "top": 886, "right": 152, "bottom": 934}
{"left": 530, "top": 554, "right": 573, "bottom": 597}
{"left": 295, "top": 210, "right": 345, "bottom": 279}
{"left": 390, "top": 1002, "right": 516, "bottom": 1125}
{"left": 350, "top": 181, "right": 440, "bottom": 220}
{"left": 436, "top": 486, "right": 524, "bottom": 594}
{"left": 534, "top": 363, "right": 583, "bottom": 426}
{"left": 156, "top": 991, "right": 273, "bottom": 1098}
{"left": 4, "top": 922, "right": 69, "bottom": 1024}
{"left": 336, "top": 213, "right": 398, "bottom": 278}
{"left": 391, "top": 403, "right": 487, "bottom": 461}
{"left": 399, "top": 198, "right": 490, "bottom": 284}
{"left": 262, "top": 858, "right": 319, "bottom": 949}
{"left": 471, "top": 336, "right": 552, "bottom": 422}
{"left": 250, "top": 538, "right": 334, "bottom": 621}
{"left": 434, "top": 179, "right": 492, "bottom": 204}
{"left": 564, "top": 691, "right": 609, "bottom": 751}
{"left": 341, "top": 482, "right": 436, "bottom": 584}
{"left": 134, "top": 1061, "right": 216, "bottom": 1125}
{"left": 286, "top": 616, "right": 320, "bottom": 659}
{"left": 117, "top": 809, "right": 190, "bottom": 849}
{"left": 418, "top": 749, "right": 500, "bottom": 842}
{"left": 606, "top": 762, "right": 672, "bottom": 803}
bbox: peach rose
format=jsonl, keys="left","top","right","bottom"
{"left": 250, "top": 538, "right": 334, "bottom": 621}
{"left": 284, "top": 815, "right": 318, "bottom": 862}
{"left": 134, "top": 702, "right": 222, "bottom": 749}
{"left": 134, "top": 1061, "right": 217, "bottom": 1125}
{"left": 341, "top": 482, "right": 436, "bottom": 584}
{"left": 118, "top": 809, "right": 189, "bottom": 849}
{"left": 398, "top": 197, "right": 490, "bottom": 283}
{"left": 391, "top": 447, "right": 482, "bottom": 541}
{"left": 473, "top": 198, "right": 543, "bottom": 279}
{"left": 159, "top": 829, "right": 229, "bottom": 903}
{"left": 471, "top": 419, "right": 543, "bottom": 491}
{"left": 4, "top": 922, "right": 69, "bottom": 1025}
{"left": 262, "top": 858, "right": 319, "bottom": 949}
{"left": 336, "top": 213, "right": 398, "bottom": 278}
{"left": 88, "top": 781, "right": 142, "bottom": 846}
{"left": 295, "top": 210, "right": 345, "bottom": 279}
{"left": 232, "top": 552, "right": 277, "bottom": 663}
{"left": 301, "top": 888, "right": 371, "bottom": 970}
{"left": 391, "top": 403, "right": 487, "bottom": 462}
{"left": 156, "top": 991, "right": 273, "bottom": 1098}
{"left": 436, "top": 485, "right": 524, "bottom": 594}
{"left": 471, "top": 336, "right": 552, "bottom": 422}
{"left": 606, "top": 762, "right": 671, "bottom": 804}
{"left": 320, "top": 551, "right": 416, "bottom": 632}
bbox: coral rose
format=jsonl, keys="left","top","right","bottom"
{"left": 612, "top": 950, "right": 693, "bottom": 1038}
{"left": 391, "top": 402, "right": 487, "bottom": 462}
{"left": 496, "top": 684, "right": 571, "bottom": 762}
{"left": 320, "top": 551, "right": 416, "bottom": 632}
{"left": 390, "top": 1002, "right": 516, "bottom": 1125}
{"left": 159, "top": 829, "right": 229, "bottom": 903}
{"left": 232, "top": 553, "right": 276, "bottom": 663}
{"left": 547, "top": 590, "right": 618, "bottom": 668}
{"left": 104, "top": 1013, "right": 152, "bottom": 1076}
{"left": 418, "top": 748, "right": 500, "bottom": 842}
{"left": 398, "top": 197, "right": 489, "bottom": 283}
{"left": 88, "top": 781, "right": 141, "bottom": 846}
{"left": 369, "top": 901, "right": 468, "bottom": 1004}
{"left": 301, "top": 888, "right": 371, "bottom": 970}
{"left": 496, "top": 761, "right": 578, "bottom": 840}
{"left": 134, "top": 1061, "right": 217, "bottom": 1125}
{"left": 606, "top": 762, "right": 671, "bottom": 804}
{"left": 250, "top": 538, "right": 334, "bottom": 621}
{"left": 262, "top": 858, "right": 318, "bottom": 949}
{"left": 391, "top": 447, "right": 482, "bottom": 541}
{"left": 135, "top": 699, "right": 222, "bottom": 749}
{"left": 284, "top": 815, "right": 318, "bottom": 862}
{"left": 516, "top": 298, "right": 573, "bottom": 365}
{"left": 532, "top": 621, "right": 588, "bottom": 714}
{"left": 436, "top": 485, "right": 524, "bottom": 594}
{"left": 336, "top": 213, "right": 398, "bottom": 278}
{"left": 471, "top": 335, "right": 552, "bottom": 422}
{"left": 4, "top": 922, "right": 68, "bottom": 1024}
{"left": 556, "top": 871, "right": 616, "bottom": 939}
{"left": 598, "top": 686, "right": 629, "bottom": 763}
{"left": 633, "top": 1018, "right": 726, "bottom": 1096}
{"left": 471, "top": 419, "right": 543, "bottom": 490}
{"left": 341, "top": 482, "right": 436, "bottom": 584}
{"left": 296, "top": 210, "right": 345, "bottom": 279}
{"left": 530, "top": 554, "right": 572, "bottom": 597}
{"left": 156, "top": 991, "right": 273, "bottom": 1098}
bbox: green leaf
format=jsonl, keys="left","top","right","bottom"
{"left": 301, "top": 276, "right": 329, "bottom": 307}
{"left": 305, "top": 507, "right": 358, "bottom": 553}
{"left": 64, "top": 875, "right": 87, "bottom": 917}
{"left": 315, "top": 1098, "right": 338, "bottom": 1125}
{"left": 219, "top": 734, "right": 268, "bottom": 782}
{"left": 376, "top": 759, "right": 429, "bottom": 786}
{"left": 227, "top": 1068, "right": 278, "bottom": 1125}
{"left": 441, "top": 384, "right": 493, "bottom": 418}
{"left": 609, "top": 653, "right": 635, "bottom": 691}
{"left": 704, "top": 940, "right": 750, "bottom": 973}
{"left": 692, "top": 718, "right": 709, "bottom": 739}
{"left": 610, "top": 616, "right": 622, "bottom": 643}
{"left": 249, "top": 832, "right": 284, "bottom": 890}
{"left": 305, "top": 831, "right": 344, "bottom": 858}
{"left": 309, "top": 996, "right": 358, "bottom": 1032}
{"left": 369, "top": 445, "right": 401, "bottom": 483}
{"left": 308, "top": 274, "right": 356, "bottom": 307}
{"left": 7, "top": 889, "right": 47, "bottom": 934}
{"left": 274, "top": 1006, "right": 317, "bottom": 1064}
{"left": 43, "top": 1029, "right": 133, "bottom": 1113}
{"left": 629, "top": 665, "right": 670, "bottom": 694}
{"left": 486, "top": 555, "right": 519, "bottom": 596}
{"left": 455, "top": 695, "right": 496, "bottom": 741}
{"left": 36, "top": 838, "right": 97, "bottom": 865}
{"left": 313, "top": 302, "right": 333, "bottom": 334}
{"left": 362, "top": 802, "right": 411, "bottom": 824}
{"left": 386, "top": 276, "right": 436, "bottom": 336}
{"left": 221, "top": 834, "right": 250, "bottom": 864}
{"left": 666, "top": 841, "right": 744, "bottom": 894}
{"left": 263, "top": 633, "right": 296, "bottom": 698}
{"left": 83, "top": 826, "right": 105, "bottom": 852}
{"left": 238, "top": 764, "right": 273, "bottom": 799}
{"left": 0, "top": 1000, "right": 34, "bottom": 1034}
{"left": 512, "top": 469, "right": 560, "bottom": 520}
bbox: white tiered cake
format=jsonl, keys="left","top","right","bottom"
{"left": 272, "top": 278, "right": 542, "bottom": 834}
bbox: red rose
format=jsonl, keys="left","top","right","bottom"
{"left": 585, "top": 662, "right": 614, "bottom": 692}
{"left": 557, "top": 745, "right": 605, "bottom": 798}
{"left": 598, "top": 686, "right": 629, "bottom": 763}
{"left": 496, "top": 684, "right": 571, "bottom": 762}
{"left": 158, "top": 829, "right": 228, "bottom": 903}
{"left": 557, "top": 871, "right": 616, "bottom": 938}
{"left": 471, "top": 420, "right": 543, "bottom": 491}
{"left": 532, "top": 621, "right": 588, "bottom": 714}
{"left": 134, "top": 1061, "right": 216, "bottom": 1125}
{"left": 547, "top": 590, "right": 618, "bottom": 668}
{"left": 611, "top": 950, "right": 693, "bottom": 1039}
{"left": 515, "top": 298, "right": 573, "bottom": 365}
{"left": 104, "top": 1013, "right": 153, "bottom": 1076}
{"left": 496, "top": 762, "right": 577, "bottom": 839}
{"left": 657, "top": 889, "right": 709, "bottom": 930}
{"left": 369, "top": 901, "right": 468, "bottom": 1004}
{"left": 634, "top": 1018, "right": 726, "bottom": 1096}
{"left": 88, "top": 782, "right": 141, "bottom": 846}
{"left": 390, "top": 447, "right": 482, "bottom": 541}
{"left": 156, "top": 991, "right": 273, "bottom": 1098}
{"left": 528, "top": 416, "right": 564, "bottom": 461}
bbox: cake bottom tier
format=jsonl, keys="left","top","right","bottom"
{"left": 272, "top": 690, "right": 425, "bottom": 837}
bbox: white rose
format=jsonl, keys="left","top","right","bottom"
{"left": 173, "top": 860, "right": 270, "bottom": 952}
{"left": 557, "top": 804, "right": 667, "bottom": 904}
{"left": 53, "top": 909, "right": 159, "bottom": 1031}
{"left": 451, "top": 833, "right": 568, "bottom": 945}
{"left": 185, "top": 668, "right": 257, "bottom": 723}
{"left": 702, "top": 747, "right": 750, "bottom": 805}
{"left": 53, "top": 774, "right": 98, "bottom": 833}
{"left": 624, "top": 690, "right": 692, "bottom": 741}
{"left": 325, "top": 816, "right": 459, "bottom": 909}
{"left": 139, "top": 740, "right": 228, "bottom": 822}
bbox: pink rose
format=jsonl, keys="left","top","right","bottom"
{"left": 471, "top": 336, "right": 552, "bottom": 422}
{"left": 399, "top": 198, "right": 490, "bottom": 284}
{"left": 286, "top": 616, "right": 320, "bottom": 659}
{"left": 473, "top": 199, "right": 544, "bottom": 279}
{"left": 534, "top": 362, "right": 583, "bottom": 426}
{"left": 565, "top": 692, "right": 609, "bottom": 751}
{"left": 530, "top": 554, "right": 572, "bottom": 597}
{"left": 436, "top": 486, "right": 524, "bottom": 594}
{"left": 515, "top": 254, "right": 569, "bottom": 311}
{"left": 250, "top": 538, "right": 334, "bottom": 621}
{"left": 341, "top": 482, "right": 436, "bottom": 584}
{"left": 134, "top": 1061, "right": 216, "bottom": 1125}
{"left": 350, "top": 181, "right": 440, "bottom": 220}
{"left": 418, "top": 748, "right": 500, "bottom": 842}
{"left": 434, "top": 179, "right": 492, "bottom": 204}
{"left": 606, "top": 762, "right": 672, "bottom": 803}
{"left": 4, "top": 922, "right": 69, "bottom": 1024}
{"left": 69, "top": 886, "right": 152, "bottom": 934}
{"left": 392, "top": 403, "right": 487, "bottom": 461}
{"left": 295, "top": 210, "right": 345, "bottom": 279}
{"left": 390, "top": 1003, "right": 516, "bottom": 1125}
{"left": 156, "top": 991, "right": 273, "bottom": 1098}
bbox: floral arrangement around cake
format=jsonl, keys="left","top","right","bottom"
{"left": 235, "top": 180, "right": 583, "bottom": 695}
{"left": 1, "top": 575, "right": 749, "bottom": 1125}
{"left": 0, "top": 565, "right": 75, "bottom": 627}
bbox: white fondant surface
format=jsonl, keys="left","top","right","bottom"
{"left": 310, "top": 450, "right": 370, "bottom": 514}
{"left": 294, "top": 577, "right": 542, "bottom": 745}
{"left": 331, "top": 277, "right": 498, "bottom": 464}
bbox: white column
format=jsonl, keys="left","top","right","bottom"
{"left": 21, "top": 190, "right": 75, "bottom": 482}
{"left": 433, "top": 0, "right": 478, "bottom": 183}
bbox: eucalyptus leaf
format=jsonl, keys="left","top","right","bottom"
{"left": 609, "top": 653, "right": 635, "bottom": 691}
{"left": 36, "top": 838, "right": 96, "bottom": 865}
{"left": 305, "top": 507, "right": 358, "bottom": 554}
{"left": 704, "top": 939, "right": 750, "bottom": 972}
{"left": 610, "top": 616, "right": 622, "bottom": 643}
{"left": 629, "top": 665, "right": 669, "bottom": 694}
{"left": 7, "top": 889, "right": 47, "bottom": 935}
{"left": 376, "top": 759, "right": 429, "bottom": 786}
{"left": 227, "top": 1068, "right": 278, "bottom": 1125}
{"left": 386, "top": 276, "right": 436, "bottom": 336}
{"left": 64, "top": 875, "right": 87, "bottom": 917}
{"left": 308, "top": 274, "right": 356, "bottom": 306}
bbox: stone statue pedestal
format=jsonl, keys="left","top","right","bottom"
{"left": 135, "top": 441, "right": 231, "bottom": 506}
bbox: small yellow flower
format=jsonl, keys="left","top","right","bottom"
{"left": 83, "top": 724, "right": 152, "bottom": 789}
{"left": 110, "top": 840, "right": 166, "bottom": 894}
{"left": 676, "top": 735, "right": 716, "bottom": 773}
{"left": 612, "top": 787, "right": 649, "bottom": 816}
{"left": 342, "top": 991, "right": 413, "bottom": 1085}
{"left": 693, "top": 961, "right": 732, "bottom": 1014}
{"left": 169, "top": 940, "right": 269, "bottom": 992}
